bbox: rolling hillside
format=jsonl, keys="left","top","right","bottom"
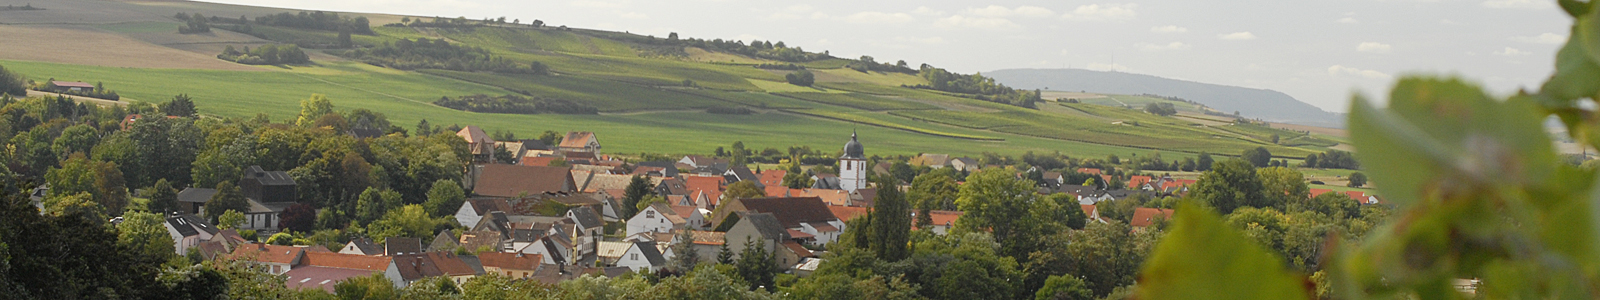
{"left": 986, "top": 68, "right": 1345, "bottom": 128}
{"left": 0, "top": 0, "right": 1344, "bottom": 159}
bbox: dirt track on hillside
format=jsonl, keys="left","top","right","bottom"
{"left": 0, "top": 25, "right": 263, "bottom": 71}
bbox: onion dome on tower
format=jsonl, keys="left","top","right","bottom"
{"left": 841, "top": 131, "right": 864, "bottom": 160}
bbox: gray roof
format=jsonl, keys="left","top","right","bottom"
{"left": 177, "top": 188, "right": 217, "bottom": 203}
{"left": 244, "top": 166, "right": 296, "bottom": 186}
{"left": 740, "top": 212, "right": 789, "bottom": 241}
{"left": 567, "top": 206, "right": 603, "bottom": 230}
{"left": 347, "top": 237, "right": 381, "bottom": 255}
{"left": 841, "top": 132, "right": 864, "bottom": 160}
{"left": 458, "top": 255, "right": 486, "bottom": 275}
{"left": 811, "top": 176, "right": 841, "bottom": 190}
{"left": 632, "top": 241, "right": 667, "bottom": 266}
{"left": 724, "top": 165, "right": 760, "bottom": 187}
{"left": 386, "top": 237, "right": 423, "bottom": 256}
{"left": 166, "top": 215, "right": 199, "bottom": 237}
{"left": 428, "top": 231, "right": 460, "bottom": 253}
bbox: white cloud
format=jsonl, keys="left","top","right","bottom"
{"left": 1357, "top": 42, "right": 1391, "bottom": 53}
{"left": 1218, "top": 32, "right": 1257, "bottom": 40}
{"left": 1336, "top": 17, "right": 1358, "bottom": 24}
{"left": 935, "top": 15, "right": 1021, "bottom": 29}
{"left": 1512, "top": 32, "right": 1566, "bottom": 44}
{"left": 1328, "top": 65, "right": 1392, "bottom": 79}
{"left": 1061, "top": 4, "right": 1137, "bottom": 21}
{"left": 967, "top": 5, "right": 1056, "bottom": 18}
{"left": 911, "top": 6, "right": 946, "bottom": 16}
{"left": 618, "top": 12, "right": 647, "bottom": 19}
{"left": 1495, "top": 47, "right": 1531, "bottom": 56}
{"left": 1482, "top": 0, "right": 1551, "bottom": 9}
{"left": 845, "top": 11, "right": 915, "bottom": 24}
{"left": 1138, "top": 42, "right": 1191, "bottom": 51}
{"left": 1150, "top": 25, "right": 1187, "bottom": 33}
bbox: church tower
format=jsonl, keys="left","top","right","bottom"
{"left": 839, "top": 131, "right": 866, "bottom": 192}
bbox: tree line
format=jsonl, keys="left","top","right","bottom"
{"left": 252, "top": 11, "right": 373, "bottom": 35}
{"left": 433, "top": 94, "right": 598, "bottom": 115}
{"left": 217, "top": 44, "right": 310, "bottom": 65}
{"left": 341, "top": 38, "right": 548, "bottom": 74}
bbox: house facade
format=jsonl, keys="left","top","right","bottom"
{"left": 627, "top": 203, "right": 686, "bottom": 237}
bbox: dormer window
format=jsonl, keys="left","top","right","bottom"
{"left": 646, "top": 211, "right": 655, "bottom": 218}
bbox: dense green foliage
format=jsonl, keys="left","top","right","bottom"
{"left": 253, "top": 11, "right": 373, "bottom": 35}
{"left": 1143, "top": 102, "right": 1177, "bottom": 116}
{"left": 342, "top": 38, "right": 542, "bottom": 74}
{"left": 218, "top": 44, "right": 310, "bottom": 65}
{"left": 912, "top": 66, "right": 1040, "bottom": 108}
{"left": 433, "top": 94, "right": 597, "bottom": 115}
{"left": 175, "top": 12, "right": 211, "bottom": 34}
{"left": 785, "top": 69, "right": 815, "bottom": 87}
{"left": 0, "top": 64, "right": 24, "bottom": 97}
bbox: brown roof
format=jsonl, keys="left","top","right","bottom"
{"left": 827, "top": 205, "right": 871, "bottom": 221}
{"left": 735, "top": 197, "right": 839, "bottom": 229}
{"left": 392, "top": 252, "right": 476, "bottom": 281}
{"left": 458, "top": 126, "right": 493, "bottom": 155}
{"left": 227, "top": 244, "right": 304, "bottom": 265}
{"left": 783, "top": 241, "right": 814, "bottom": 258}
{"left": 466, "top": 198, "right": 514, "bottom": 215}
{"left": 559, "top": 132, "right": 596, "bottom": 149}
{"left": 787, "top": 229, "right": 814, "bottom": 239}
{"left": 284, "top": 266, "right": 380, "bottom": 293}
{"left": 458, "top": 231, "right": 502, "bottom": 252}
{"left": 1130, "top": 208, "right": 1176, "bottom": 228}
{"left": 670, "top": 205, "right": 699, "bottom": 219}
{"left": 478, "top": 252, "right": 541, "bottom": 271}
{"left": 520, "top": 156, "right": 558, "bottom": 167}
{"left": 300, "top": 252, "right": 393, "bottom": 271}
{"left": 474, "top": 164, "right": 574, "bottom": 198}
{"left": 1309, "top": 189, "right": 1334, "bottom": 198}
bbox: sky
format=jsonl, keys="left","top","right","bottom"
{"left": 201, "top": 0, "right": 1570, "bottom": 113}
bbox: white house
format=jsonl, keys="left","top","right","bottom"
{"left": 627, "top": 203, "right": 686, "bottom": 237}
{"left": 455, "top": 198, "right": 511, "bottom": 227}
{"left": 615, "top": 242, "right": 667, "bottom": 272}
{"left": 164, "top": 214, "right": 218, "bottom": 255}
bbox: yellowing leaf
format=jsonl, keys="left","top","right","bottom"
{"left": 1135, "top": 204, "right": 1311, "bottom": 300}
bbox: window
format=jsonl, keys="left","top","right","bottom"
{"left": 845, "top": 163, "right": 850, "bottom": 171}
{"left": 632, "top": 253, "right": 638, "bottom": 260}
{"left": 646, "top": 211, "right": 655, "bottom": 218}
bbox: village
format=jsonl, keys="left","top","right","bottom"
{"left": 132, "top": 125, "right": 1387, "bottom": 293}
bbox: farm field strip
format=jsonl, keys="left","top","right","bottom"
{"left": 779, "top": 109, "right": 1003, "bottom": 141}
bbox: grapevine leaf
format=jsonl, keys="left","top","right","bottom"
{"left": 1135, "top": 204, "right": 1311, "bottom": 300}
{"left": 1542, "top": 25, "right": 1600, "bottom": 103}
{"left": 1352, "top": 78, "right": 1557, "bottom": 208}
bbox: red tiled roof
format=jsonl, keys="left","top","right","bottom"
{"left": 926, "top": 210, "right": 962, "bottom": 227}
{"left": 1343, "top": 191, "right": 1366, "bottom": 199}
{"left": 474, "top": 164, "right": 573, "bottom": 198}
{"left": 786, "top": 229, "right": 815, "bottom": 239}
{"left": 759, "top": 170, "right": 787, "bottom": 187}
{"left": 558, "top": 132, "right": 595, "bottom": 149}
{"left": 300, "top": 251, "right": 393, "bottom": 271}
{"left": 685, "top": 175, "right": 724, "bottom": 206}
{"left": 1309, "top": 189, "right": 1334, "bottom": 198}
{"left": 227, "top": 244, "right": 304, "bottom": 265}
{"left": 827, "top": 205, "right": 870, "bottom": 222}
{"left": 1128, "top": 176, "right": 1153, "bottom": 189}
{"left": 785, "top": 188, "right": 850, "bottom": 206}
{"left": 1130, "top": 208, "right": 1176, "bottom": 228}
{"left": 478, "top": 252, "right": 541, "bottom": 271}
{"left": 520, "top": 156, "right": 557, "bottom": 167}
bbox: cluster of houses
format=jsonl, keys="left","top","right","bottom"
{"left": 149, "top": 126, "right": 1387, "bottom": 292}
{"left": 162, "top": 128, "right": 959, "bottom": 291}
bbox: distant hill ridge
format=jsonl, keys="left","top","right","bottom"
{"left": 985, "top": 68, "right": 1344, "bottom": 128}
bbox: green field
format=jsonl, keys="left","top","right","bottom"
{"left": 0, "top": 0, "right": 1345, "bottom": 160}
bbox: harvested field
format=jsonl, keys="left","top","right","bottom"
{"left": 0, "top": 25, "right": 261, "bottom": 70}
